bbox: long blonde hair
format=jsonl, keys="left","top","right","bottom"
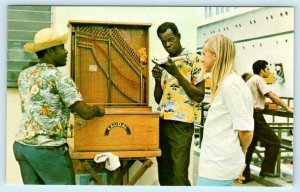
{"left": 203, "top": 35, "right": 236, "bottom": 100}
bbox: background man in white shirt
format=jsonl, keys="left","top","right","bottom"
{"left": 242, "top": 60, "right": 293, "bottom": 183}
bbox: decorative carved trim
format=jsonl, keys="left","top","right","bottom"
{"left": 74, "top": 25, "right": 145, "bottom": 70}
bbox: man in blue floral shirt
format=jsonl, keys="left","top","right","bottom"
{"left": 14, "top": 28, "right": 105, "bottom": 184}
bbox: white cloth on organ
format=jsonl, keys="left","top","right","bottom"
{"left": 94, "top": 152, "right": 121, "bottom": 171}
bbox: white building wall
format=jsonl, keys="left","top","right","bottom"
{"left": 197, "top": 7, "right": 294, "bottom": 98}
{"left": 6, "top": 88, "right": 22, "bottom": 183}
{"left": 197, "top": 7, "right": 261, "bottom": 26}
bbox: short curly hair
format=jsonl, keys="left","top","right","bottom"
{"left": 252, "top": 60, "right": 268, "bottom": 74}
{"left": 157, "top": 22, "right": 180, "bottom": 37}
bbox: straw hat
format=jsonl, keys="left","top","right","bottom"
{"left": 24, "top": 28, "right": 68, "bottom": 53}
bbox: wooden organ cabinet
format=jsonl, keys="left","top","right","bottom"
{"left": 67, "top": 21, "right": 161, "bottom": 185}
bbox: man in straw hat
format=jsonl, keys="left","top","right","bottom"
{"left": 13, "top": 28, "right": 105, "bottom": 184}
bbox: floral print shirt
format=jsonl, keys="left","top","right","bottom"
{"left": 16, "top": 63, "right": 83, "bottom": 146}
{"left": 158, "top": 50, "right": 203, "bottom": 123}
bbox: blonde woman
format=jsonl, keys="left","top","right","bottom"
{"left": 196, "top": 35, "right": 254, "bottom": 186}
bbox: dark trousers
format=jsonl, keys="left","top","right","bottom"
{"left": 13, "top": 141, "right": 75, "bottom": 184}
{"left": 156, "top": 119, "right": 194, "bottom": 186}
{"left": 243, "top": 110, "right": 281, "bottom": 178}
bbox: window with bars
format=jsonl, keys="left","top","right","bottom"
{"left": 7, "top": 5, "right": 52, "bottom": 87}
